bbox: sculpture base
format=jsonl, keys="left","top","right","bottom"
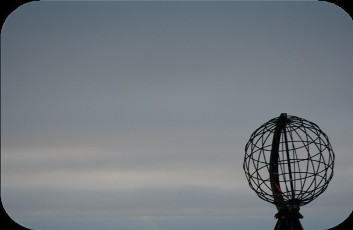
{"left": 274, "top": 209, "right": 303, "bottom": 230}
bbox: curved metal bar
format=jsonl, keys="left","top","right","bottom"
{"left": 270, "top": 113, "right": 287, "bottom": 210}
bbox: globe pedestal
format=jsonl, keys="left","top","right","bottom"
{"left": 274, "top": 208, "right": 303, "bottom": 230}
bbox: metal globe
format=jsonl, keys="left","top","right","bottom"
{"left": 243, "top": 113, "right": 335, "bottom": 229}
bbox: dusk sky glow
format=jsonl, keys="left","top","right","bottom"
{"left": 1, "top": 1, "right": 353, "bottom": 230}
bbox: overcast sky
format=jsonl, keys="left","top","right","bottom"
{"left": 1, "top": 1, "right": 352, "bottom": 230}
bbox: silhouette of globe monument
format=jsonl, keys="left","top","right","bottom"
{"left": 243, "top": 113, "right": 335, "bottom": 230}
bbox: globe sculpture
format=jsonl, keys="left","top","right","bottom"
{"left": 243, "top": 113, "right": 335, "bottom": 230}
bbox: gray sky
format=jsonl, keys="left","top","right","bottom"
{"left": 1, "top": 1, "right": 352, "bottom": 230}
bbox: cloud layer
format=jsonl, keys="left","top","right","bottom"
{"left": 2, "top": 2, "right": 353, "bottom": 230}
